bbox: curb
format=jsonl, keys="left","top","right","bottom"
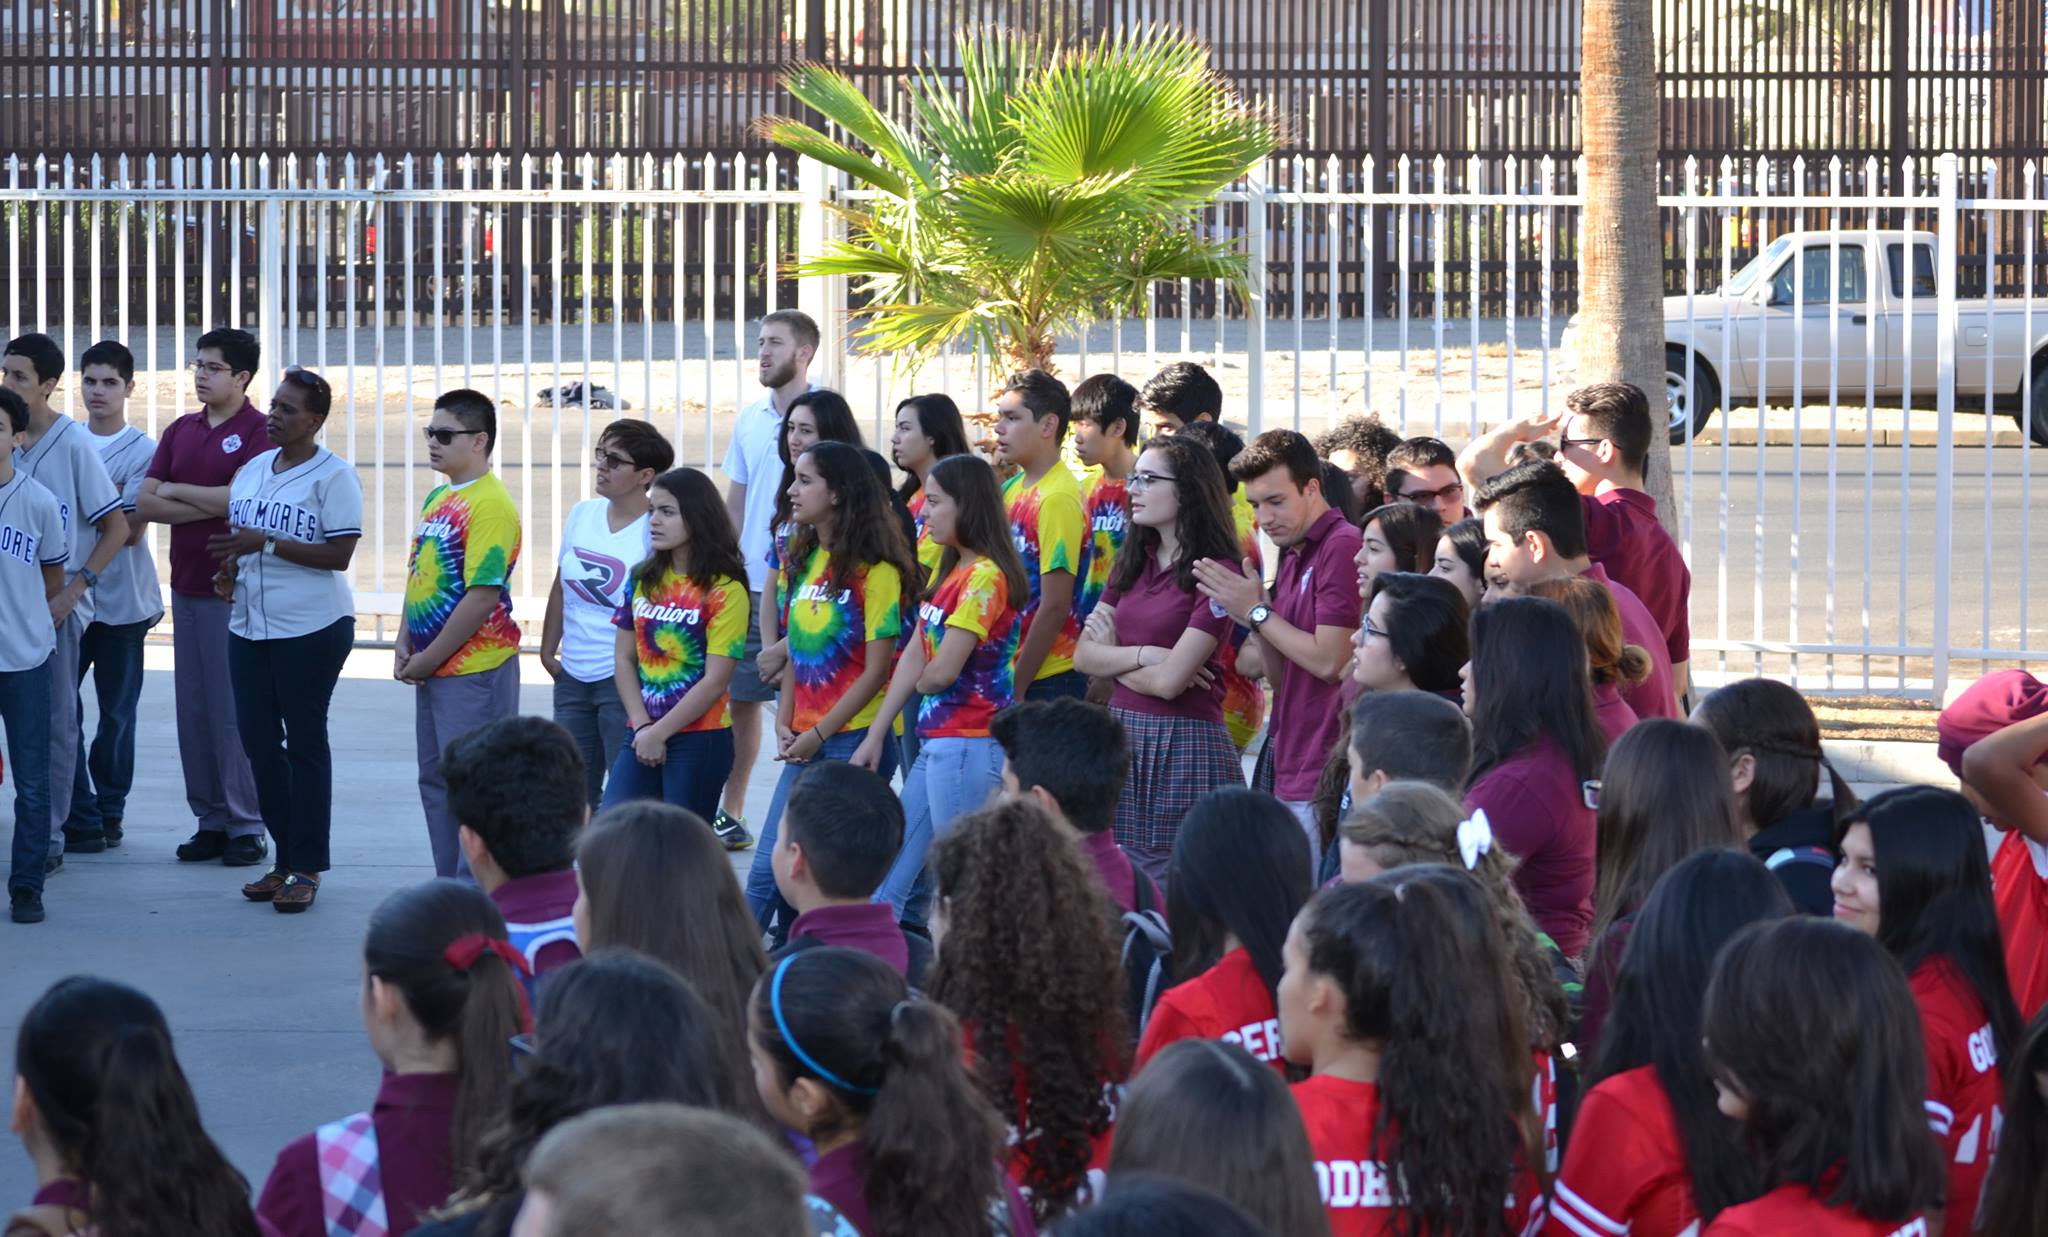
{"left": 1823, "top": 738, "right": 1954, "bottom": 789}
{"left": 1698, "top": 424, "right": 2028, "bottom": 448}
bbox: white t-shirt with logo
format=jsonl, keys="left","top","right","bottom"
{"left": 14, "top": 415, "right": 121, "bottom": 626}
{"left": 89, "top": 425, "right": 165, "bottom": 627}
{"left": 0, "top": 470, "right": 67, "bottom": 671}
{"left": 224, "top": 447, "right": 364, "bottom": 640}
{"left": 720, "top": 383, "right": 811, "bottom": 594}
{"left": 556, "top": 497, "right": 650, "bottom": 682}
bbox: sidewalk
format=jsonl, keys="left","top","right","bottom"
{"left": 0, "top": 649, "right": 770, "bottom": 1205}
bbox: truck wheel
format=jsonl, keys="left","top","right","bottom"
{"left": 1665, "top": 346, "right": 1719, "bottom": 445}
{"left": 2021, "top": 360, "right": 2048, "bottom": 448}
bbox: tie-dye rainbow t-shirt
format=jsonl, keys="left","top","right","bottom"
{"left": 915, "top": 556, "right": 1020, "bottom": 739}
{"left": 1001, "top": 461, "right": 1087, "bottom": 682}
{"left": 907, "top": 489, "right": 943, "bottom": 585}
{"left": 403, "top": 473, "right": 522, "bottom": 676}
{"left": 612, "top": 568, "right": 749, "bottom": 730}
{"left": 783, "top": 548, "right": 904, "bottom": 734}
{"left": 1221, "top": 483, "right": 1266, "bottom": 749}
{"left": 1078, "top": 469, "right": 1129, "bottom": 634}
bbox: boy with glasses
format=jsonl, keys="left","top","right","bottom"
{"left": 398, "top": 388, "right": 523, "bottom": 879}
{"left": 138, "top": 327, "right": 271, "bottom": 865}
{"left": 1384, "top": 436, "right": 1470, "bottom": 524}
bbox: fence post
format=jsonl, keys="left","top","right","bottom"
{"left": 1932, "top": 153, "right": 1959, "bottom": 702}
{"left": 1245, "top": 176, "right": 1268, "bottom": 436}
{"left": 797, "top": 156, "right": 846, "bottom": 390}
{"left": 257, "top": 181, "right": 284, "bottom": 398}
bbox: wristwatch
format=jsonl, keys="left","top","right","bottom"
{"left": 262, "top": 536, "right": 279, "bottom": 557}
{"left": 78, "top": 567, "right": 99, "bottom": 590}
{"left": 1247, "top": 603, "right": 1273, "bottom": 629}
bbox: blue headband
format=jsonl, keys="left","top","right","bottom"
{"left": 770, "top": 955, "right": 878, "bottom": 1096}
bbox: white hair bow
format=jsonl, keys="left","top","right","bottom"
{"left": 1457, "top": 809, "right": 1494, "bottom": 870}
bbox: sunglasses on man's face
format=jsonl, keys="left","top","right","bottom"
{"left": 423, "top": 426, "right": 485, "bottom": 446}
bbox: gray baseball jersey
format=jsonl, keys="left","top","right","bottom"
{"left": 0, "top": 469, "right": 67, "bottom": 671}
{"left": 225, "top": 447, "right": 364, "bottom": 641}
{"left": 14, "top": 414, "right": 121, "bottom": 626}
{"left": 88, "top": 424, "right": 165, "bottom": 627}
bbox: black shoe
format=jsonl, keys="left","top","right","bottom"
{"left": 710, "top": 809, "right": 754, "bottom": 852}
{"left": 176, "top": 830, "right": 228, "bottom": 862}
{"left": 222, "top": 835, "right": 269, "bottom": 867}
{"left": 63, "top": 829, "right": 107, "bottom": 854}
{"left": 10, "top": 889, "right": 44, "bottom": 924}
{"left": 102, "top": 818, "right": 123, "bottom": 848}
{"left": 43, "top": 855, "right": 63, "bottom": 877}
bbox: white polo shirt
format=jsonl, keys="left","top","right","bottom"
{"left": 0, "top": 470, "right": 67, "bottom": 671}
{"left": 14, "top": 414, "right": 121, "bottom": 625}
{"left": 224, "top": 447, "right": 364, "bottom": 641}
{"left": 721, "top": 382, "right": 812, "bottom": 594}
{"left": 89, "top": 424, "right": 165, "bottom": 628}
{"left": 556, "top": 496, "right": 650, "bottom": 682}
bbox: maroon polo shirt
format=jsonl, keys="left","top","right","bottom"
{"left": 1582, "top": 488, "right": 1691, "bottom": 667}
{"left": 1592, "top": 681, "right": 1640, "bottom": 748}
{"left": 1465, "top": 736, "right": 1597, "bottom": 958}
{"left": 489, "top": 867, "right": 584, "bottom": 980}
{"left": 147, "top": 399, "right": 269, "bottom": 597}
{"left": 1580, "top": 561, "right": 1677, "bottom": 722}
{"left": 786, "top": 902, "right": 912, "bottom": 977}
{"left": 1101, "top": 553, "right": 1234, "bottom": 722}
{"left": 1079, "top": 829, "right": 1161, "bottom": 916}
{"left": 258, "top": 1071, "right": 459, "bottom": 1237}
{"left": 1268, "top": 507, "right": 1365, "bottom": 800}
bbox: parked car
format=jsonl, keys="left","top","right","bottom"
{"left": 1574, "top": 230, "right": 2048, "bottom": 445}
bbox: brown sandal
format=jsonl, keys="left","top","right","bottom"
{"left": 242, "top": 870, "right": 289, "bottom": 902}
{"left": 273, "top": 875, "right": 320, "bottom": 913}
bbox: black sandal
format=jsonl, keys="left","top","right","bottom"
{"left": 273, "top": 874, "right": 320, "bottom": 914}
{"left": 242, "top": 869, "right": 289, "bottom": 901}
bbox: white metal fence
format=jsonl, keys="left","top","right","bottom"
{"left": 3, "top": 150, "right": 2043, "bottom": 699}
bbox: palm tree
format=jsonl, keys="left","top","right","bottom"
{"left": 758, "top": 25, "right": 1281, "bottom": 374}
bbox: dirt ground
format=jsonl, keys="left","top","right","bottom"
{"left": 1809, "top": 694, "right": 1941, "bottom": 743}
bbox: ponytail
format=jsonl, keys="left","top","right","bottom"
{"left": 363, "top": 881, "right": 526, "bottom": 1181}
{"left": 753, "top": 949, "right": 1007, "bottom": 1237}
{"left": 16, "top": 978, "right": 261, "bottom": 1237}
{"left": 1614, "top": 642, "right": 1652, "bottom": 687}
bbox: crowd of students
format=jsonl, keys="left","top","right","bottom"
{"left": 8, "top": 314, "right": 2048, "bottom": 1236}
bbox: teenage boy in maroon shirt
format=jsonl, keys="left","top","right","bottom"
{"left": 1193, "top": 430, "right": 1361, "bottom": 860}
{"left": 445, "top": 716, "right": 585, "bottom": 981}
{"left": 769, "top": 761, "right": 930, "bottom": 986}
{"left": 137, "top": 327, "right": 270, "bottom": 865}
{"left": 1458, "top": 381, "right": 1693, "bottom": 704}
{"left": 991, "top": 697, "right": 1160, "bottom": 914}
{"left": 1473, "top": 458, "right": 1679, "bottom": 721}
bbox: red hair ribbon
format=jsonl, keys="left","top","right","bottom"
{"left": 443, "top": 933, "right": 536, "bottom": 1034}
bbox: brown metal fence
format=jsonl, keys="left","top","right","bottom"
{"left": 4, "top": 0, "right": 2044, "bottom": 319}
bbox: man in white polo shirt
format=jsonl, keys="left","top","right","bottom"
{"left": 0, "top": 387, "right": 69, "bottom": 922}
{"left": 714, "top": 309, "right": 817, "bottom": 852}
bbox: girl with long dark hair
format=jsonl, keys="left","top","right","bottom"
{"left": 423, "top": 951, "right": 755, "bottom": 1237}
{"left": 1547, "top": 849, "right": 1793, "bottom": 1237}
{"left": 891, "top": 393, "right": 972, "bottom": 584}
{"left": 1430, "top": 516, "right": 1488, "bottom": 609}
{"left": 1350, "top": 571, "right": 1468, "bottom": 697}
{"left": 1352, "top": 501, "right": 1442, "bottom": 598}
{"left": 1135, "top": 787, "right": 1313, "bottom": 1072}
{"left": 1108, "top": 1040, "right": 1330, "bottom": 1237}
{"left": 572, "top": 800, "right": 770, "bottom": 1126}
{"left": 1691, "top": 676, "right": 1858, "bottom": 916}
{"left": 1831, "top": 785, "right": 2024, "bottom": 1229}
{"left": 749, "top": 947, "right": 1036, "bottom": 1236}
{"left": 1281, "top": 868, "right": 1542, "bottom": 1237}
{"left": 1576, "top": 719, "right": 1743, "bottom": 1056}
{"left": 743, "top": 441, "right": 917, "bottom": 933}
{"left": 758, "top": 389, "right": 866, "bottom": 678}
{"left": 14, "top": 977, "right": 266, "bottom": 1237}
{"left": 1460, "top": 595, "right": 1606, "bottom": 958}
{"left": 601, "top": 467, "right": 750, "bottom": 822}
{"left": 929, "top": 798, "right": 1129, "bottom": 1223}
{"left": 1528, "top": 574, "right": 1649, "bottom": 747}
{"left": 1073, "top": 433, "right": 1247, "bottom": 880}
{"left": 259, "top": 881, "right": 526, "bottom": 1236}
{"left": 1977, "top": 1007, "right": 2048, "bottom": 1235}
{"left": 1700, "top": 917, "right": 1944, "bottom": 1234}
{"left": 859, "top": 455, "right": 1029, "bottom": 921}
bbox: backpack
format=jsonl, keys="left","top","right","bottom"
{"left": 1121, "top": 864, "right": 1174, "bottom": 1045}
{"left": 1765, "top": 844, "right": 1836, "bottom": 875}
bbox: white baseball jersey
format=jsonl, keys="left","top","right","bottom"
{"left": 14, "top": 414, "right": 121, "bottom": 626}
{"left": 556, "top": 497, "right": 651, "bottom": 682}
{"left": 0, "top": 470, "right": 67, "bottom": 671}
{"left": 88, "top": 424, "right": 165, "bottom": 627}
{"left": 225, "top": 447, "right": 364, "bottom": 641}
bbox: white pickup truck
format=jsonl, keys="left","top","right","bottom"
{"left": 1654, "top": 230, "right": 2048, "bottom": 445}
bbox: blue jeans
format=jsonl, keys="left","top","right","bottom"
{"left": 743, "top": 726, "right": 898, "bottom": 935}
{"left": 64, "top": 617, "right": 152, "bottom": 836}
{"left": 2, "top": 658, "right": 54, "bottom": 894}
{"left": 552, "top": 672, "right": 628, "bottom": 811}
{"left": 602, "top": 727, "right": 737, "bottom": 824}
{"left": 872, "top": 735, "right": 1004, "bottom": 919}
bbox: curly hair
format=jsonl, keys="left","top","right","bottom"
{"left": 781, "top": 440, "right": 921, "bottom": 620}
{"left": 928, "top": 799, "right": 1128, "bottom": 1222}
{"left": 1317, "top": 413, "right": 1403, "bottom": 509}
{"left": 1339, "top": 782, "right": 1572, "bottom": 1052}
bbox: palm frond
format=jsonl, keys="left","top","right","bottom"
{"left": 778, "top": 62, "right": 936, "bottom": 191}
{"left": 755, "top": 117, "right": 909, "bottom": 198}
{"left": 948, "top": 172, "right": 1136, "bottom": 266}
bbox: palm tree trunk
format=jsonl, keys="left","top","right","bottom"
{"left": 1580, "top": 0, "right": 1674, "bottom": 525}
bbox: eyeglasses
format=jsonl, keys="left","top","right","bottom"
{"left": 1398, "top": 481, "right": 1464, "bottom": 505}
{"left": 423, "top": 426, "right": 485, "bottom": 446}
{"left": 1127, "top": 469, "right": 1177, "bottom": 493}
{"left": 1360, "top": 616, "right": 1389, "bottom": 642}
{"left": 593, "top": 449, "right": 636, "bottom": 471}
{"left": 188, "top": 360, "right": 234, "bottom": 376}
{"left": 1558, "top": 435, "right": 1605, "bottom": 451}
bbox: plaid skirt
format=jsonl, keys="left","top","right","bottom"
{"left": 1111, "top": 707, "right": 1247, "bottom": 854}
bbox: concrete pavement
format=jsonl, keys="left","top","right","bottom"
{"left": 0, "top": 646, "right": 768, "bottom": 1206}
